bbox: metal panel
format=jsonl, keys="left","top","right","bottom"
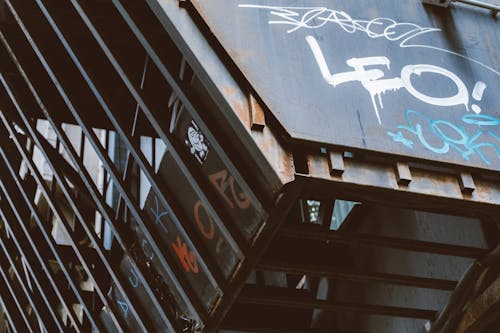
{"left": 189, "top": 0, "right": 500, "bottom": 172}
{"left": 0, "top": 0, "right": 285, "bottom": 331}
{"left": 171, "top": 109, "right": 267, "bottom": 243}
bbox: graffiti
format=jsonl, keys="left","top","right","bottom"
{"left": 236, "top": 4, "right": 500, "bottom": 168}
{"left": 172, "top": 236, "right": 199, "bottom": 274}
{"left": 193, "top": 201, "right": 215, "bottom": 240}
{"left": 239, "top": 4, "right": 500, "bottom": 77}
{"left": 471, "top": 81, "right": 487, "bottom": 114}
{"left": 387, "top": 131, "right": 414, "bottom": 149}
{"left": 117, "top": 300, "right": 129, "bottom": 318}
{"left": 185, "top": 120, "right": 209, "bottom": 165}
{"left": 401, "top": 65, "right": 469, "bottom": 109}
{"left": 150, "top": 196, "right": 169, "bottom": 234}
{"left": 209, "top": 169, "right": 251, "bottom": 210}
{"left": 216, "top": 237, "right": 224, "bottom": 254}
{"left": 193, "top": 200, "right": 226, "bottom": 254}
{"left": 141, "top": 239, "right": 154, "bottom": 261}
{"left": 306, "top": 35, "right": 475, "bottom": 124}
{"left": 239, "top": 4, "right": 439, "bottom": 37}
{"left": 128, "top": 268, "right": 139, "bottom": 288}
{"left": 389, "top": 110, "right": 500, "bottom": 165}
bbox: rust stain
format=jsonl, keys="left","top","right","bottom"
{"left": 456, "top": 276, "right": 500, "bottom": 333}
{"left": 220, "top": 83, "right": 294, "bottom": 183}
{"left": 249, "top": 93, "right": 266, "bottom": 131}
{"left": 254, "top": 130, "right": 295, "bottom": 184}
{"left": 222, "top": 85, "right": 251, "bottom": 128}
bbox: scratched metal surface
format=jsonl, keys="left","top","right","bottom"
{"left": 190, "top": 0, "right": 500, "bottom": 172}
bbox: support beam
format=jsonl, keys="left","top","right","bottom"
{"left": 257, "top": 261, "right": 458, "bottom": 290}
{"left": 279, "top": 225, "right": 488, "bottom": 259}
{"left": 238, "top": 287, "right": 438, "bottom": 320}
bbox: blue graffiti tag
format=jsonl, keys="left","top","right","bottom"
{"left": 128, "top": 267, "right": 139, "bottom": 288}
{"left": 141, "top": 239, "right": 154, "bottom": 261}
{"left": 388, "top": 110, "right": 500, "bottom": 165}
{"left": 387, "top": 131, "right": 414, "bottom": 149}
{"left": 150, "top": 196, "right": 169, "bottom": 234}
{"left": 117, "top": 300, "right": 129, "bottom": 317}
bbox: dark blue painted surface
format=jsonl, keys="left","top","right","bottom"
{"left": 191, "top": 0, "right": 500, "bottom": 171}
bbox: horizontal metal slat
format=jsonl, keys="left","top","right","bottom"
{"left": 257, "top": 261, "right": 458, "bottom": 290}
{"left": 238, "top": 286, "right": 438, "bottom": 320}
{"left": 279, "top": 224, "right": 488, "bottom": 258}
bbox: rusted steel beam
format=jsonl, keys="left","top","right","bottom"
{"left": 257, "top": 261, "right": 458, "bottom": 290}
{"left": 456, "top": 277, "right": 500, "bottom": 333}
{"left": 303, "top": 156, "right": 500, "bottom": 214}
{"left": 279, "top": 225, "right": 488, "bottom": 259}
{"left": 202, "top": 182, "right": 303, "bottom": 332}
{"left": 237, "top": 286, "right": 438, "bottom": 320}
{"left": 221, "top": 323, "right": 370, "bottom": 333}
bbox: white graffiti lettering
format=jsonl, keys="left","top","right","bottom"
{"left": 306, "top": 36, "right": 482, "bottom": 124}
{"left": 471, "top": 81, "right": 487, "bottom": 114}
{"left": 401, "top": 65, "right": 469, "bottom": 110}
{"left": 239, "top": 4, "right": 500, "bottom": 77}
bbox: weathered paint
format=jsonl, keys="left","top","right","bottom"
{"left": 190, "top": 0, "right": 500, "bottom": 172}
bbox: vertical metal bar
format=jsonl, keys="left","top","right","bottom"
{"left": 49, "top": 0, "right": 238, "bottom": 293}
{"left": 46, "top": 130, "right": 57, "bottom": 233}
{"left": 0, "top": 259, "right": 36, "bottom": 333}
{"left": 79, "top": 126, "right": 85, "bottom": 161}
{"left": 0, "top": 70, "right": 182, "bottom": 333}
{"left": 0, "top": 133, "right": 84, "bottom": 333}
{"left": 0, "top": 14, "right": 186, "bottom": 332}
{"left": 0, "top": 25, "right": 199, "bottom": 330}
{"left": 0, "top": 207, "right": 79, "bottom": 332}
{"left": 67, "top": 0, "right": 247, "bottom": 261}
{"left": 0, "top": 79, "right": 176, "bottom": 333}
{"left": 56, "top": 0, "right": 242, "bottom": 278}
{"left": 0, "top": 234, "right": 64, "bottom": 332}
{"left": 114, "top": 0, "right": 263, "bottom": 211}
{"left": 0, "top": 7, "right": 160, "bottom": 329}
{"left": 0, "top": 296, "right": 19, "bottom": 333}
{"left": 0, "top": 139, "right": 103, "bottom": 333}
{"left": 12, "top": 0, "right": 212, "bottom": 320}
{"left": 0, "top": 96, "right": 141, "bottom": 333}
{"left": 0, "top": 171, "right": 84, "bottom": 332}
{"left": 115, "top": 53, "right": 148, "bottom": 217}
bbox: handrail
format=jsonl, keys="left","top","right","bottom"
{"left": 454, "top": 0, "right": 500, "bottom": 15}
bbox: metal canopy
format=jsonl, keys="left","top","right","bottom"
{"left": 189, "top": 0, "right": 500, "bottom": 172}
